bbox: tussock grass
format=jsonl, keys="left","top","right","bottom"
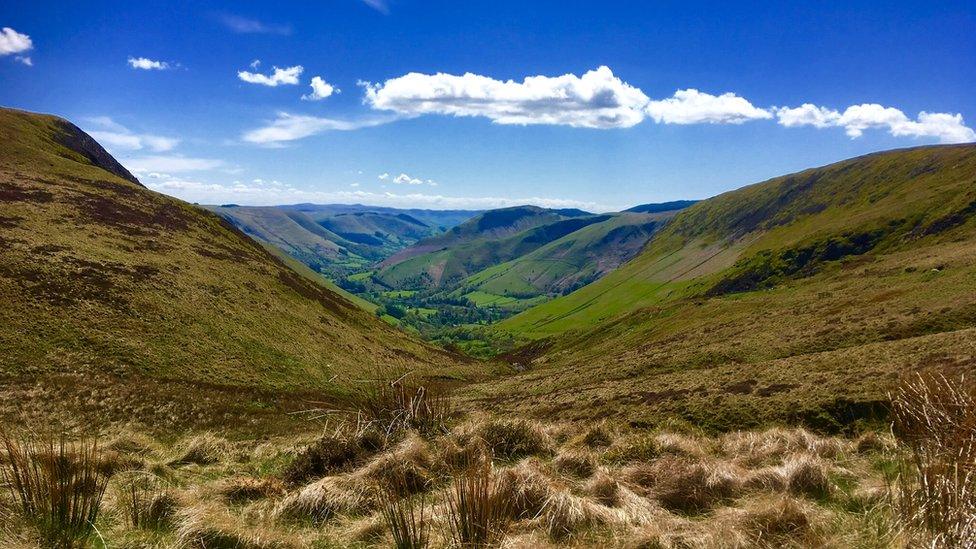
{"left": 218, "top": 476, "right": 285, "bottom": 503}
{"left": 0, "top": 431, "right": 112, "bottom": 548}
{"left": 552, "top": 448, "right": 597, "bottom": 478}
{"left": 356, "top": 371, "right": 454, "bottom": 436}
{"left": 887, "top": 372, "right": 976, "bottom": 546}
{"left": 380, "top": 488, "right": 431, "bottom": 549}
{"left": 468, "top": 417, "right": 552, "bottom": 460}
{"left": 275, "top": 474, "right": 376, "bottom": 524}
{"left": 114, "top": 471, "right": 176, "bottom": 529}
{"left": 169, "top": 432, "right": 231, "bottom": 466}
{"left": 495, "top": 459, "right": 553, "bottom": 519}
{"left": 447, "top": 458, "right": 511, "bottom": 547}
{"left": 282, "top": 420, "right": 386, "bottom": 486}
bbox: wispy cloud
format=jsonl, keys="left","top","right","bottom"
{"left": 127, "top": 56, "right": 170, "bottom": 70}
{"left": 145, "top": 175, "right": 610, "bottom": 210}
{"left": 124, "top": 155, "right": 226, "bottom": 174}
{"left": 216, "top": 13, "right": 291, "bottom": 35}
{"left": 361, "top": 0, "right": 390, "bottom": 14}
{"left": 84, "top": 117, "right": 180, "bottom": 152}
{"left": 238, "top": 65, "right": 303, "bottom": 87}
{"left": 242, "top": 112, "right": 403, "bottom": 145}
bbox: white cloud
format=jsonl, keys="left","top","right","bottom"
{"left": 124, "top": 155, "right": 226, "bottom": 174}
{"left": 378, "top": 172, "right": 389, "bottom": 180}
{"left": 250, "top": 59, "right": 261, "bottom": 69}
{"left": 302, "top": 76, "right": 338, "bottom": 101}
{"left": 0, "top": 27, "right": 32, "bottom": 56}
{"left": 393, "top": 173, "right": 423, "bottom": 185}
{"left": 242, "top": 112, "right": 400, "bottom": 145}
{"left": 145, "top": 175, "right": 610, "bottom": 210}
{"left": 84, "top": 117, "right": 180, "bottom": 152}
{"left": 350, "top": 182, "right": 360, "bottom": 187}
{"left": 362, "top": 66, "right": 651, "bottom": 129}
{"left": 217, "top": 14, "right": 291, "bottom": 35}
{"left": 127, "top": 56, "right": 169, "bottom": 70}
{"left": 391, "top": 172, "right": 437, "bottom": 186}
{"left": 15, "top": 55, "right": 32, "bottom": 66}
{"left": 775, "top": 103, "right": 976, "bottom": 144}
{"left": 774, "top": 103, "right": 840, "bottom": 129}
{"left": 644, "top": 89, "right": 771, "bottom": 124}
{"left": 238, "top": 65, "right": 303, "bottom": 87}
{"left": 361, "top": 0, "right": 390, "bottom": 14}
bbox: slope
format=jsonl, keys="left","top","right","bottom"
{"left": 379, "top": 205, "right": 591, "bottom": 268}
{"left": 456, "top": 210, "right": 681, "bottom": 300}
{"left": 467, "top": 144, "right": 976, "bottom": 430}
{"left": 0, "top": 108, "right": 468, "bottom": 424}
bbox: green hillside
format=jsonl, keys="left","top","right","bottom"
{"left": 375, "top": 214, "right": 610, "bottom": 290}
{"left": 465, "top": 144, "right": 976, "bottom": 429}
{"left": 379, "top": 205, "right": 590, "bottom": 269}
{"left": 455, "top": 211, "right": 677, "bottom": 300}
{"left": 0, "top": 108, "right": 470, "bottom": 429}
{"left": 501, "top": 144, "right": 976, "bottom": 338}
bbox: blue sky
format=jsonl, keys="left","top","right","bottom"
{"left": 1, "top": 1, "right": 974, "bottom": 211}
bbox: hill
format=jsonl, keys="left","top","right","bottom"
{"left": 379, "top": 205, "right": 591, "bottom": 268}
{"left": 626, "top": 199, "right": 699, "bottom": 213}
{"left": 453, "top": 210, "right": 678, "bottom": 300}
{"left": 466, "top": 144, "right": 976, "bottom": 430}
{"left": 0, "top": 107, "right": 469, "bottom": 431}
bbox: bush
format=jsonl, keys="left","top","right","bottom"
{"left": 0, "top": 431, "right": 112, "bottom": 548}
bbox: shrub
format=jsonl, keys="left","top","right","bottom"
{"left": 0, "top": 431, "right": 112, "bottom": 548}
{"left": 447, "top": 459, "right": 511, "bottom": 547}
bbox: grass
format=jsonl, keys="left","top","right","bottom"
{"left": 0, "top": 431, "right": 112, "bottom": 548}
{"left": 447, "top": 458, "right": 511, "bottom": 547}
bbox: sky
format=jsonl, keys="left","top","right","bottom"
{"left": 1, "top": 1, "right": 974, "bottom": 212}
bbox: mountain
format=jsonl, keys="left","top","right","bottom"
{"left": 379, "top": 205, "right": 591, "bottom": 268}
{"left": 375, "top": 213, "right": 610, "bottom": 291}
{"left": 626, "top": 199, "right": 699, "bottom": 213}
{"left": 208, "top": 204, "right": 481, "bottom": 281}
{"left": 466, "top": 144, "right": 976, "bottom": 430}
{"left": 0, "top": 108, "right": 467, "bottom": 427}
{"left": 453, "top": 210, "right": 678, "bottom": 300}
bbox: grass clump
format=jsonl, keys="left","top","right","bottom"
{"left": 356, "top": 372, "right": 454, "bottom": 436}
{"left": 0, "top": 431, "right": 112, "bottom": 548}
{"left": 471, "top": 417, "right": 552, "bottom": 460}
{"left": 888, "top": 372, "right": 976, "bottom": 547}
{"left": 115, "top": 471, "right": 176, "bottom": 529}
{"left": 282, "top": 421, "right": 385, "bottom": 486}
{"left": 380, "top": 486, "right": 430, "bottom": 549}
{"left": 447, "top": 458, "right": 511, "bottom": 547}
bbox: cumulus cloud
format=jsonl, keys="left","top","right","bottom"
{"left": 302, "top": 76, "right": 338, "bottom": 101}
{"left": 217, "top": 14, "right": 291, "bottom": 35}
{"left": 644, "top": 89, "right": 771, "bottom": 124}
{"left": 144, "top": 175, "right": 609, "bottom": 210}
{"left": 393, "top": 173, "right": 423, "bottom": 185}
{"left": 238, "top": 65, "right": 303, "bottom": 87}
{"left": 127, "top": 56, "right": 169, "bottom": 70}
{"left": 84, "top": 117, "right": 179, "bottom": 152}
{"left": 242, "top": 112, "right": 400, "bottom": 145}
{"left": 378, "top": 173, "right": 390, "bottom": 180}
{"left": 775, "top": 103, "right": 975, "bottom": 143}
{"left": 0, "top": 27, "right": 32, "bottom": 56}
{"left": 362, "top": 66, "right": 651, "bottom": 129}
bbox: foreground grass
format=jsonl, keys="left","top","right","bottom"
{"left": 0, "top": 415, "right": 917, "bottom": 548}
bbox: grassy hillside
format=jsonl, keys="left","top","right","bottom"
{"left": 465, "top": 144, "right": 976, "bottom": 430}
{"left": 0, "top": 107, "right": 471, "bottom": 430}
{"left": 455, "top": 211, "right": 677, "bottom": 300}
{"left": 375, "top": 214, "right": 611, "bottom": 290}
{"left": 379, "top": 205, "right": 590, "bottom": 269}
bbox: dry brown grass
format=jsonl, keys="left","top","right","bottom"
{"left": 282, "top": 420, "right": 386, "bottom": 486}
{"left": 467, "top": 417, "right": 553, "bottom": 461}
{"left": 356, "top": 372, "right": 455, "bottom": 436}
{"left": 218, "top": 476, "right": 286, "bottom": 503}
{"left": 114, "top": 471, "right": 176, "bottom": 529}
{"left": 274, "top": 474, "right": 376, "bottom": 524}
{"left": 888, "top": 371, "right": 976, "bottom": 546}
{"left": 552, "top": 448, "right": 598, "bottom": 478}
{"left": 0, "top": 431, "right": 112, "bottom": 548}
{"left": 169, "top": 432, "right": 232, "bottom": 466}
{"left": 381, "top": 487, "right": 431, "bottom": 549}
{"left": 447, "top": 458, "right": 511, "bottom": 547}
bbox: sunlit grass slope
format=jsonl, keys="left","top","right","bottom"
{"left": 0, "top": 108, "right": 468, "bottom": 400}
